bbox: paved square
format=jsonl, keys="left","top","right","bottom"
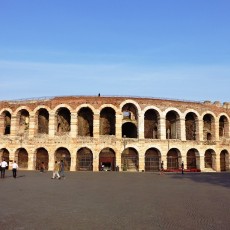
{"left": 0, "top": 171, "right": 230, "bottom": 230}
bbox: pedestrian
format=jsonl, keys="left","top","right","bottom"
{"left": 181, "top": 161, "right": 184, "bottom": 174}
{"left": 59, "top": 160, "right": 65, "bottom": 179}
{"left": 0, "top": 158, "right": 8, "bottom": 178}
{"left": 40, "top": 162, "right": 45, "bottom": 173}
{"left": 160, "top": 161, "right": 165, "bottom": 175}
{"left": 52, "top": 161, "right": 61, "bottom": 179}
{"left": 12, "top": 161, "right": 19, "bottom": 178}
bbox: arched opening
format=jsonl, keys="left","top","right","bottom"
{"left": 167, "top": 149, "right": 180, "bottom": 170}
{"left": 17, "top": 148, "right": 28, "bottom": 169}
{"left": 205, "top": 149, "right": 216, "bottom": 170}
{"left": 78, "top": 107, "right": 93, "bottom": 136}
{"left": 185, "top": 112, "right": 197, "bottom": 140}
{"left": 203, "top": 114, "right": 215, "bottom": 141}
{"left": 56, "top": 108, "right": 71, "bottom": 135}
{"left": 219, "top": 116, "right": 229, "bottom": 138}
{"left": 122, "top": 103, "right": 138, "bottom": 121}
{"left": 220, "top": 150, "right": 229, "bottom": 171}
{"left": 145, "top": 148, "right": 161, "bottom": 172}
{"left": 0, "top": 148, "right": 10, "bottom": 166}
{"left": 187, "top": 149, "right": 197, "bottom": 169}
{"left": 122, "top": 122, "right": 137, "bottom": 138}
{"left": 17, "top": 109, "right": 30, "bottom": 135}
{"left": 76, "top": 148, "right": 93, "bottom": 171}
{"left": 166, "top": 111, "right": 180, "bottom": 139}
{"left": 99, "top": 148, "right": 116, "bottom": 171}
{"left": 99, "top": 107, "right": 115, "bottom": 135}
{"left": 55, "top": 147, "right": 71, "bottom": 171}
{"left": 36, "top": 148, "right": 49, "bottom": 170}
{"left": 144, "top": 109, "right": 159, "bottom": 139}
{"left": 121, "top": 148, "right": 139, "bottom": 172}
{"left": 1, "top": 111, "right": 11, "bottom": 135}
{"left": 37, "top": 109, "right": 49, "bottom": 134}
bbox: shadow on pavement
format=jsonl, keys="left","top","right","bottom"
{"left": 170, "top": 172, "right": 230, "bottom": 188}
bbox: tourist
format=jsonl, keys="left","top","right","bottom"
{"left": 181, "top": 162, "right": 184, "bottom": 174}
{"left": 59, "top": 160, "right": 65, "bottom": 179}
{"left": 12, "top": 161, "right": 19, "bottom": 178}
{"left": 160, "top": 161, "right": 165, "bottom": 175}
{"left": 0, "top": 158, "right": 8, "bottom": 178}
{"left": 52, "top": 161, "right": 61, "bottom": 179}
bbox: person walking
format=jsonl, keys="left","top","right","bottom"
{"left": 52, "top": 161, "right": 61, "bottom": 179}
{"left": 160, "top": 161, "right": 165, "bottom": 175}
{"left": 12, "top": 161, "right": 19, "bottom": 178}
{"left": 181, "top": 161, "right": 184, "bottom": 174}
{"left": 0, "top": 158, "right": 8, "bottom": 178}
{"left": 59, "top": 160, "right": 65, "bottom": 179}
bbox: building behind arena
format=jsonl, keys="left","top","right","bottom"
{"left": 0, "top": 95, "right": 229, "bottom": 172}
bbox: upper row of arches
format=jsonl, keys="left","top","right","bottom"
{"left": 0, "top": 101, "right": 229, "bottom": 141}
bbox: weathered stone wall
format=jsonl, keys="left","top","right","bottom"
{"left": 0, "top": 96, "right": 229, "bottom": 172}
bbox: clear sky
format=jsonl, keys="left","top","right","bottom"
{"left": 0, "top": 0, "right": 230, "bottom": 102}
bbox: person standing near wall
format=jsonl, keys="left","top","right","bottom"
{"left": 12, "top": 161, "right": 19, "bottom": 178}
{"left": 0, "top": 158, "right": 8, "bottom": 178}
{"left": 181, "top": 162, "right": 184, "bottom": 174}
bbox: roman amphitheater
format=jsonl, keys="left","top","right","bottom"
{"left": 0, "top": 95, "right": 229, "bottom": 172}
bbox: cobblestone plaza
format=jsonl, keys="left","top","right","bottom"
{"left": 0, "top": 171, "right": 230, "bottom": 230}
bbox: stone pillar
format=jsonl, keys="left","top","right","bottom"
{"left": 70, "top": 150, "right": 76, "bottom": 171}
{"left": 198, "top": 119, "right": 203, "bottom": 141}
{"left": 139, "top": 151, "right": 145, "bottom": 172}
{"left": 214, "top": 154, "right": 220, "bottom": 172}
{"left": 93, "top": 112, "right": 100, "bottom": 139}
{"left": 49, "top": 112, "right": 55, "bottom": 138}
{"left": 159, "top": 117, "right": 166, "bottom": 140}
{"left": 181, "top": 154, "right": 187, "bottom": 169}
{"left": 28, "top": 150, "right": 35, "bottom": 170}
{"left": 199, "top": 153, "right": 205, "bottom": 171}
{"left": 29, "top": 115, "right": 35, "bottom": 138}
{"left": 116, "top": 113, "right": 123, "bottom": 139}
{"left": 70, "top": 112, "right": 77, "bottom": 138}
{"left": 214, "top": 121, "right": 219, "bottom": 141}
{"left": 0, "top": 113, "right": 4, "bottom": 135}
{"left": 161, "top": 153, "right": 167, "bottom": 170}
{"left": 49, "top": 149, "right": 55, "bottom": 171}
{"left": 10, "top": 115, "right": 17, "bottom": 138}
{"left": 138, "top": 112, "right": 144, "bottom": 139}
{"left": 116, "top": 147, "right": 122, "bottom": 171}
{"left": 93, "top": 155, "right": 99, "bottom": 172}
{"left": 180, "top": 118, "right": 186, "bottom": 141}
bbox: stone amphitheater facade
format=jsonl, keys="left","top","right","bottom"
{"left": 0, "top": 96, "right": 229, "bottom": 172}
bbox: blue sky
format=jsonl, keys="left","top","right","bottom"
{"left": 0, "top": 0, "right": 230, "bottom": 102}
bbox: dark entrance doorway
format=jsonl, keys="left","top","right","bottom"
{"left": 121, "top": 148, "right": 139, "bottom": 171}
{"left": 55, "top": 147, "right": 71, "bottom": 171}
{"left": 145, "top": 148, "right": 160, "bottom": 172}
{"left": 99, "top": 148, "right": 115, "bottom": 171}
{"left": 17, "top": 148, "right": 28, "bottom": 169}
{"left": 36, "top": 148, "right": 49, "bottom": 170}
{"left": 187, "top": 149, "right": 197, "bottom": 169}
{"left": 77, "top": 148, "right": 93, "bottom": 171}
{"left": 220, "top": 150, "right": 229, "bottom": 171}
{"left": 167, "top": 149, "right": 180, "bottom": 170}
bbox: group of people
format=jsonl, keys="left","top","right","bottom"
{"left": 51, "top": 160, "right": 65, "bottom": 179}
{"left": 160, "top": 161, "right": 184, "bottom": 175}
{"left": 0, "top": 159, "right": 19, "bottom": 178}
{"left": 0, "top": 158, "right": 66, "bottom": 179}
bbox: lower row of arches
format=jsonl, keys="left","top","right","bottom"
{"left": 0, "top": 147, "right": 229, "bottom": 172}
